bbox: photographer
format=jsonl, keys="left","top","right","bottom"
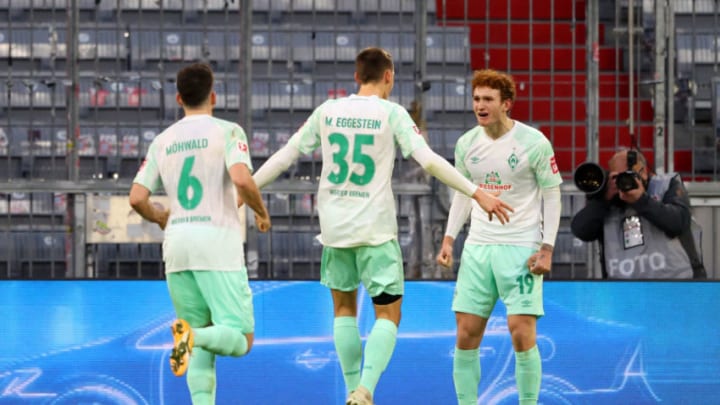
{"left": 571, "top": 149, "right": 706, "bottom": 279}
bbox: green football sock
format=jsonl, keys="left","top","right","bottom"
{"left": 453, "top": 347, "right": 480, "bottom": 405}
{"left": 515, "top": 345, "right": 541, "bottom": 405}
{"left": 194, "top": 325, "right": 249, "bottom": 357}
{"left": 333, "top": 316, "right": 362, "bottom": 393}
{"left": 358, "top": 318, "right": 398, "bottom": 395}
{"left": 187, "top": 347, "right": 216, "bottom": 405}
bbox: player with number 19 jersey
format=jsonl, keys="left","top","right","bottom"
{"left": 455, "top": 122, "right": 563, "bottom": 248}
{"left": 288, "top": 95, "right": 427, "bottom": 248}
{"left": 133, "top": 115, "right": 252, "bottom": 272}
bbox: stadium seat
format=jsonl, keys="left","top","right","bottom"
{"left": 251, "top": 29, "right": 288, "bottom": 61}
{"left": 314, "top": 79, "right": 356, "bottom": 102}
{"left": 426, "top": 78, "right": 470, "bottom": 112}
{"left": 268, "top": 79, "right": 313, "bottom": 110}
{"left": 426, "top": 26, "right": 469, "bottom": 64}
{"left": 0, "top": 29, "right": 8, "bottom": 58}
{"left": 435, "top": 0, "right": 585, "bottom": 20}
{"left": 268, "top": 193, "right": 291, "bottom": 216}
{"left": 470, "top": 47, "right": 619, "bottom": 71}
{"left": 310, "top": 31, "right": 357, "bottom": 62}
{"left": 674, "top": 0, "right": 715, "bottom": 14}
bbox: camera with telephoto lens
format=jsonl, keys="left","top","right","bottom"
{"left": 573, "top": 150, "right": 640, "bottom": 196}
{"left": 613, "top": 150, "right": 640, "bottom": 192}
{"left": 573, "top": 161, "right": 607, "bottom": 197}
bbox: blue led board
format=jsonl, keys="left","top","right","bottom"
{"left": 1, "top": 281, "right": 717, "bottom": 404}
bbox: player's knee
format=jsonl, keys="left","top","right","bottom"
{"left": 244, "top": 332, "right": 254, "bottom": 354}
{"left": 510, "top": 328, "right": 535, "bottom": 350}
{"left": 371, "top": 292, "right": 402, "bottom": 305}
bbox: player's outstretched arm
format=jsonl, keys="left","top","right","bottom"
{"left": 129, "top": 183, "right": 170, "bottom": 230}
{"left": 230, "top": 163, "right": 271, "bottom": 233}
{"left": 253, "top": 144, "right": 302, "bottom": 189}
{"left": 410, "top": 146, "right": 514, "bottom": 223}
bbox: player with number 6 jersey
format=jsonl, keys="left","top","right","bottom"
{"left": 253, "top": 47, "right": 513, "bottom": 405}
{"left": 129, "top": 63, "right": 271, "bottom": 405}
{"left": 135, "top": 117, "right": 253, "bottom": 271}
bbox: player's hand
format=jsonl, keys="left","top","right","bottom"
{"left": 157, "top": 209, "right": 170, "bottom": 230}
{"left": 527, "top": 245, "right": 553, "bottom": 275}
{"left": 472, "top": 189, "right": 514, "bottom": 224}
{"left": 255, "top": 213, "right": 271, "bottom": 233}
{"left": 436, "top": 236, "right": 454, "bottom": 268}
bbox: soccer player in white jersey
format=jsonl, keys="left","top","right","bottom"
{"left": 129, "top": 63, "right": 271, "bottom": 405}
{"left": 436, "top": 69, "right": 563, "bottom": 405}
{"left": 253, "top": 48, "right": 513, "bottom": 405}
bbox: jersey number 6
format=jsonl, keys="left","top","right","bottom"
{"left": 178, "top": 156, "right": 203, "bottom": 210}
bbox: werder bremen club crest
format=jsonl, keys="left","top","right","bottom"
{"left": 507, "top": 152, "right": 519, "bottom": 170}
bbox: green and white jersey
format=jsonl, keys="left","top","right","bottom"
{"left": 289, "top": 95, "right": 428, "bottom": 247}
{"left": 455, "top": 121, "right": 562, "bottom": 248}
{"left": 133, "top": 114, "right": 252, "bottom": 273}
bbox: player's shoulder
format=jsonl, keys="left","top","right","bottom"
{"left": 457, "top": 126, "right": 483, "bottom": 147}
{"left": 208, "top": 117, "right": 249, "bottom": 141}
{"left": 151, "top": 125, "right": 174, "bottom": 146}
{"left": 379, "top": 97, "right": 407, "bottom": 113}
{"left": 208, "top": 116, "right": 244, "bottom": 131}
{"left": 306, "top": 98, "right": 344, "bottom": 120}
{"left": 512, "top": 121, "right": 551, "bottom": 147}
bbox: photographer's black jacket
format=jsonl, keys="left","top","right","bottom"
{"left": 571, "top": 174, "right": 706, "bottom": 279}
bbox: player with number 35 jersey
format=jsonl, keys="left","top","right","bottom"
{"left": 253, "top": 47, "right": 513, "bottom": 405}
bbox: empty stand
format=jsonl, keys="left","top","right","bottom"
{"left": 6, "top": 1, "right": 704, "bottom": 280}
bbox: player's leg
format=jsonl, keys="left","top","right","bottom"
{"left": 494, "top": 245, "right": 544, "bottom": 405}
{"left": 194, "top": 269, "right": 255, "bottom": 357}
{"left": 331, "top": 288, "right": 362, "bottom": 393}
{"left": 166, "top": 271, "right": 216, "bottom": 404}
{"left": 353, "top": 239, "right": 404, "bottom": 402}
{"left": 508, "top": 315, "right": 541, "bottom": 405}
{"left": 322, "top": 247, "right": 363, "bottom": 395}
{"left": 186, "top": 348, "right": 216, "bottom": 405}
{"left": 454, "top": 313, "right": 487, "bottom": 405}
{"left": 451, "top": 244, "right": 498, "bottom": 405}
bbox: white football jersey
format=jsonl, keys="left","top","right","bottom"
{"left": 289, "top": 95, "right": 428, "bottom": 247}
{"left": 455, "top": 121, "right": 563, "bottom": 248}
{"left": 133, "top": 114, "right": 252, "bottom": 272}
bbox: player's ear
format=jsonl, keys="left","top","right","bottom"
{"left": 502, "top": 98, "right": 512, "bottom": 113}
{"left": 384, "top": 69, "right": 392, "bottom": 84}
{"left": 354, "top": 71, "right": 361, "bottom": 85}
{"left": 175, "top": 93, "right": 183, "bottom": 107}
{"left": 210, "top": 90, "right": 216, "bottom": 106}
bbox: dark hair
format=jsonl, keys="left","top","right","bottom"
{"left": 355, "top": 47, "right": 394, "bottom": 84}
{"left": 176, "top": 63, "right": 214, "bottom": 108}
{"left": 471, "top": 69, "right": 516, "bottom": 102}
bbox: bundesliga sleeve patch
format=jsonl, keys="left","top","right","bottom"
{"left": 550, "top": 156, "right": 559, "bottom": 174}
{"left": 237, "top": 142, "right": 248, "bottom": 152}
